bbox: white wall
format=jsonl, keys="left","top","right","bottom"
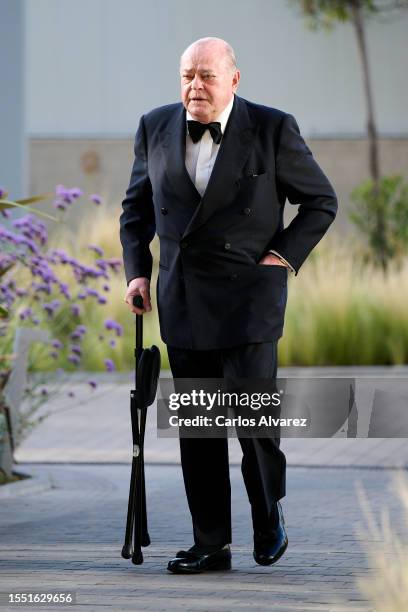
{"left": 1, "top": 0, "right": 26, "bottom": 198}
{"left": 26, "top": 0, "right": 408, "bottom": 137}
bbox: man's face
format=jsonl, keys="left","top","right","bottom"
{"left": 180, "top": 43, "right": 240, "bottom": 123}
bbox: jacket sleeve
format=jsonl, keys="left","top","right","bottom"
{"left": 119, "top": 115, "right": 156, "bottom": 284}
{"left": 267, "top": 113, "right": 338, "bottom": 274}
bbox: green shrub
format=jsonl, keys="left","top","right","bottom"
{"left": 350, "top": 175, "right": 408, "bottom": 272}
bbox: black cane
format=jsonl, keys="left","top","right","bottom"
{"left": 122, "top": 294, "right": 160, "bottom": 565}
{"left": 122, "top": 294, "right": 148, "bottom": 564}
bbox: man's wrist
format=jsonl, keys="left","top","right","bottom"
{"left": 267, "top": 250, "right": 295, "bottom": 273}
{"left": 127, "top": 276, "right": 149, "bottom": 286}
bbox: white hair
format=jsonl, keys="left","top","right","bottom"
{"left": 180, "top": 37, "right": 237, "bottom": 72}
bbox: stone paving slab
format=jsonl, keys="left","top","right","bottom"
{"left": 0, "top": 462, "right": 406, "bottom": 610}
{"left": 14, "top": 368, "right": 408, "bottom": 468}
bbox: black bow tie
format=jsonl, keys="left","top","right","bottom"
{"left": 187, "top": 120, "right": 222, "bottom": 144}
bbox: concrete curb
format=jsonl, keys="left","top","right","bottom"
{"left": 0, "top": 470, "right": 53, "bottom": 499}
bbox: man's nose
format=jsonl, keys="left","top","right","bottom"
{"left": 191, "top": 75, "right": 204, "bottom": 89}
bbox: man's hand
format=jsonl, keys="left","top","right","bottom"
{"left": 258, "top": 253, "right": 289, "bottom": 267}
{"left": 124, "top": 277, "right": 152, "bottom": 314}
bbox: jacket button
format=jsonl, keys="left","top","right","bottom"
{"left": 230, "top": 273, "right": 238, "bottom": 280}
{"left": 180, "top": 241, "right": 188, "bottom": 249}
{"left": 224, "top": 242, "right": 231, "bottom": 250}
{"left": 243, "top": 207, "right": 251, "bottom": 215}
{"left": 161, "top": 207, "right": 168, "bottom": 215}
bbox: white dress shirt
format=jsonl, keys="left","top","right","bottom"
{"left": 185, "top": 95, "right": 234, "bottom": 197}
{"left": 185, "top": 96, "right": 294, "bottom": 271}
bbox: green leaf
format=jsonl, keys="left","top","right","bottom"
{"left": 0, "top": 263, "right": 15, "bottom": 278}
{"left": 14, "top": 193, "right": 55, "bottom": 205}
{"left": 0, "top": 198, "right": 59, "bottom": 222}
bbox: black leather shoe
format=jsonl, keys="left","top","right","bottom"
{"left": 167, "top": 544, "right": 231, "bottom": 574}
{"left": 253, "top": 501, "right": 288, "bottom": 566}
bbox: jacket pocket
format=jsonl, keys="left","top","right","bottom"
{"left": 253, "top": 262, "right": 288, "bottom": 286}
{"left": 238, "top": 171, "right": 269, "bottom": 189}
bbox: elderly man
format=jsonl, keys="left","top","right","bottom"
{"left": 120, "top": 37, "right": 337, "bottom": 573}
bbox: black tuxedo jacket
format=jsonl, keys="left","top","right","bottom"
{"left": 119, "top": 94, "right": 337, "bottom": 349}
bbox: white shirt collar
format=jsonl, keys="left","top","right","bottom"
{"left": 186, "top": 94, "right": 234, "bottom": 135}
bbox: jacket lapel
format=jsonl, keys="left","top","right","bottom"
{"left": 182, "top": 95, "right": 257, "bottom": 238}
{"left": 159, "top": 105, "right": 201, "bottom": 208}
{"left": 159, "top": 96, "right": 257, "bottom": 237}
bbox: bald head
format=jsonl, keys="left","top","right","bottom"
{"left": 180, "top": 37, "right": 240, "bottom": 123}
{"left": 180, "top": 37, "right": 237, "bottom": 73}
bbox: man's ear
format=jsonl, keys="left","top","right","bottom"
{"left": 232, "top": 69, "right": 241, "bottom": 92}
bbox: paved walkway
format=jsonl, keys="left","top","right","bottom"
{"left": 2, "top": 367, "right": 407, "bottom": 610}
{"left": 15, "top": 367, "right": 408, "bottom": 468}
{"left": 1, "top": 462, "right": 406, "bottom": 611}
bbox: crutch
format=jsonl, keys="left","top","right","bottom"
{"left": 121, "top": 295, "right": 161, "bottom": 565}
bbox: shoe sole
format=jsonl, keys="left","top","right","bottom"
{"left": 167, "top": 559, "right": 232, "bottom": 574}
{"left": 253, "top": 539, "right": 288, "bottom": 566}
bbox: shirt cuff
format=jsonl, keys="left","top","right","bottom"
{"left": 267, "top": 250, "right": 295, "bottom": 273}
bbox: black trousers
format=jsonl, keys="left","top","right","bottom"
{"left": 167, "top": 342, "right": 286, "bottom": 550}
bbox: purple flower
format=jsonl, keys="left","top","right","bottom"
{"left": 88, "top": 244, "right": 104, "bottom": 257}
{"left": 53, "top": 200, "right": 67, "bottom": 211}
{"left": 102, "top": 284, "right": 110, "bottom": 292}
{"left": 88, "top": 380, "right": 97, "bottom": 390}
{"left": 27, "top": 239, "right": 40, "bottom": 254}
{"left": 55, "top": 184, "right": 69, "bottom": 198}
{"left": 49, "top": 351, "right": 59, "bottom": 360}
{"left": 104, "top": 319, "right": 123, "bottom": 337}
{"left": 70, "top": 324, "right": 87, "bottom": 340}
{"left": 69, "top": 187, "right": 83, "bottom": 199}
{"left": 55, "top": 184, "right": 80, "bottom": 204}
{"left": 51, "top": 339, "right": 63, "bottom": 349}
{"left": 12, "top": 215, "right": 48, "bottom": 246}
{"left": 71, "top": 262, "right": 102, "bottom": 283}
{"left": 0, "top": 254, "right": 12, "bottom": 272}
{"left": 71, "top": 303, "right": 81, "bottom": 316}
{"left": 98, "top": 296, "right": 107, "bottom": 304}
{"left": 95, "top": 259, "right": 107, "bottom": 271}
{"left": 68, "top": 354, "right": 80, "bottom": 365}
{"left": 19, "top": 307, "right": 32, "bottom": 321}
{"left": 105, "top": 258, "right": 122, "bottom": 272}
{"left": 31, "top": 262, "right": 56, "bottom": 285}
{"left": 109, "top": 339, "right": 116, "bottom": 348}
{"left": 41, "top": 387, "right": 48, "bottom": 396}
{"left": 32, "top": 282, "right": 52, "bottom": 295}
{"left": 1, "top": 209, "right": 11, "bottom": 218}
{"left": 4, "top": 222, "right": 41, "bottom": 253}
{"left": 43, "top": 303, "right": 56, "bottom": 317}
{"left": 59, "top": 282, "right": 71, "bottom": 299}
{"left": 86, "top": 288, "right": 99, "bottom": 297}
{"left": 90, "top": 193, "right": 102, "bottom": 205}
{"left": 15, "top": 288, "right": 28, "bottom": 297}
{"left": 104, "top": 358, "right": 115, "bottom": 372}
{"left": 70, "top": 344, "right": 82, "bottom": 356}
{"left": 77, "top": 291, "right": 87, "bottom": 300}
{"left": 50, "top": 249, "right": 70, "bottom": 264}
{"left": 0, "top": 186, "right": 5, "bottom": 198}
